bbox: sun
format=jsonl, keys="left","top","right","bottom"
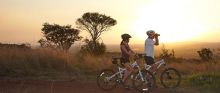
{"left": 131, "top": 0, "right": 206, "bottom": 43}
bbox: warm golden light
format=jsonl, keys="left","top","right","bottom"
{"left": 131, "top": 0, "right": 210, "bottom": 43}
{"left": 0, "top": 0, "right": 220, "bottom": 45}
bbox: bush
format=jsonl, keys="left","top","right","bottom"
{"left": 80, "top": 39, "right": 106, "bottom": 56}
{"left": 159, "top": 44, "right": 175, "bottom": 59}
{"left": 197, "top": 48, "right": 213, "bottom": 61}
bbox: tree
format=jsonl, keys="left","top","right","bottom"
{"left": 76, "top": 12, "right": 117, "bottom": 55}
{"left": 197, "top": 48, "right": 213, "bottom": 61}
{"left": 39, "top": 23, "right": 82, "bottom": 50}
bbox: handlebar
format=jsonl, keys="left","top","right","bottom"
{"left": 133, "top": 53, "right": 145, "bottom": 61}
{"left": 111, "top": 53, "right": 145, "bottom": 65}
{"left": 134, "top": 53, "right": 145, "bottom": 58}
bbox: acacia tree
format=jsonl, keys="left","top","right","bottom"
{"left": 76, "top": 12, "right": 117, "bottom": 55}
{"left": 38, "top": 23, "right": 82, "bottom": 50}
{"left": 76, "top": 12, "right": 117, "bottom": 43}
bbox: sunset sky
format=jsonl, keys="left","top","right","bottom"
{"left": 0, "top": 0, "right": 220, "bottom": 45}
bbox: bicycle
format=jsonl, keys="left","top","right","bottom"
{"left": 97, "top": 54, "right": 155, "bottom": 93}
{"left": 143, "top": 55, "right": 181, "bottom": 88}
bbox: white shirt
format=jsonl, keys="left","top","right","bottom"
{"left": 144, "top": 38, "right": 155, "bottom": 58}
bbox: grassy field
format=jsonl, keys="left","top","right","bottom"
{"left": 0, "top": 47, "right": 219, "bottom": 92}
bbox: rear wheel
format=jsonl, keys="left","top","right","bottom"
{"left": 97, "top": 69, "right": 117, "bottom": 91}
{"left": 160, "top": 68, "right": 181, "bottom": 88}
{"left": 133, "top": 70, "right": 155, "bottom": 93}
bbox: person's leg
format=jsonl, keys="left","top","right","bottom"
{"left": 144, "top": 56, "right": 156, "bottom": 72}
{"left": 144, "top": 56, "right": 158, "bottom": 88}
{"left": 122, "top": 63, "right": 133, "bottom": 82}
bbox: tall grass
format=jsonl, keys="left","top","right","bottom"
{"left": 0, "top": 48, "right": 113, "bottom": 80}
{"left": 164, "top": 58, "right": 220, "bottom": 92}
{"left": 0, "top": 48, "right": 67, "bottom": 76}
{"left": 167, "top": 58, "right": 220, "bottom": 75}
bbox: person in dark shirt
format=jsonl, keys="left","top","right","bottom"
{"left": 120, "top": 33, "right": 135, "bottom": 82}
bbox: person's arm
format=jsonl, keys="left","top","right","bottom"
{"left": 154, "top": 36, "right": 159, "bottom": 46}
{"left": 127, "top": 44, "right": 135, "bottom": 54}
{"left": 130, "top": 48, "right": 135, "bottom": 54}
{"left": 144, "top": 39, "right": 147, "bottom": 55}
{"left": 121, "top": 45, "right": 131, "bottom": 55}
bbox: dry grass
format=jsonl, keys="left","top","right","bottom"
{"left": 0, "top": 47, "right": 219, "bottom": 81}
{"left": 0, "top": 47, "right": 113, "bottom": 80}
{"left": 167, "top": 59, "right": 220, "bottom": 75}
{"left": 169, "top": 62, "right": 220, "bottom": 75}
{"left": 1, "top": 46, "right": 219, "bottom": 92}
{"left": 0, "top": 48, "right": 70, "bottom": 77}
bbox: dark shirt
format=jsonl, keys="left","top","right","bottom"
{"left": 120, "top": 41, "right": 131, "bottom": 58}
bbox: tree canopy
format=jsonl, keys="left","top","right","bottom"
{"left": 76, "top": 12, "right": 117, "bottom": 42}
{"left": 76, "top": 12, "right": 116, "bottom": 55}
{"left": 39, "top": 23, "right": 82, "bottom": 50}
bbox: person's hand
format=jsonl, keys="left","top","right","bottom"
{"left": 154, "top": 33, "right": 160, "bottom": 38}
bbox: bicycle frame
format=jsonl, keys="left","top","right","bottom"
{"left": 106, "top": 60, "right": 145, "bottom": 81}
{"left": 144, "top": 59, "right": 167, "bottom": 71}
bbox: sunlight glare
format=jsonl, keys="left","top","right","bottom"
{"left": 132, "top": 0, "right": 206, "bottom": 43}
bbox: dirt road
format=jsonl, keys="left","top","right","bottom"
{"left": 0, "top": 79, "right": 200, "bottom": 93}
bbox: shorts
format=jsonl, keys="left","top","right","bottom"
{"left": 120, "top": 57, "right": 130, "bottom": 65}
{"left": 144, "top": 56, "right": 155, "bottom": 65}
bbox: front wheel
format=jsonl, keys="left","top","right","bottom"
{"left": 160, "top": 68, "right": 181, "bottom": 88}
{"left": 97, "top": 69, "right": 117, "bottom": 91}
{"left": 133, "top": 70, "right": 155, "bottom": 93}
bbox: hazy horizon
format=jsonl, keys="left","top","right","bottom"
{"left": 65, "top": 41, "right": 220, "bottom": 58}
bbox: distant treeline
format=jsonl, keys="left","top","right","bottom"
{"left": 0, "top": 43, "right": 31, "bottom": 49}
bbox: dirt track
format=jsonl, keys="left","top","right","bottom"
{"left": 0, "top": 79, "right": 200, "bottom": 93}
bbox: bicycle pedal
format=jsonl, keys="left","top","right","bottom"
{"left": 116, "top": 79, "right": 123, "bottom": 84}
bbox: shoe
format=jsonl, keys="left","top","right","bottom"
{"left": 142, "top": 88, "right": 149, "bottom": 92}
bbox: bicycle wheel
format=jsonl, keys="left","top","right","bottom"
{"left": 97, "top": 69, "right": 117, "bottom": 91}
{"left": 133, "top": 70, "right": 155, "bottom": 93}
{"left": 160, "top": 68, "right": 181, "bottom": 88}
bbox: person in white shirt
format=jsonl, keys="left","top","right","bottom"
{"left": 144, "top": 30, "right": 160, "bottom": 70}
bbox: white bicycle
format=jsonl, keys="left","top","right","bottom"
{"left": 97, "top": 54, "right": 155, "bottom": 93}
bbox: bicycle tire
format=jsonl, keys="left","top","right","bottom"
{"left": 132, "top": 70, "right": 156, "bottom": 93}
{"left": 160, "top": 68, "right": 181, "bottom": 88}
{"left": 97, "top": 69, "right": 117, "bottom": 91}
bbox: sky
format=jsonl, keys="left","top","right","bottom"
{"left": 0, "top": 0, "right": 220, "bottom": 45}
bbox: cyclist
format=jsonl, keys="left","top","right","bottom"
{"left": 120, "top": 33, "right": 135, "bottom": 83}
{"left": 144, "top": 30, "right": 160, "bottom": 72}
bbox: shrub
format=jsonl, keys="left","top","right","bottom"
{"left": 197, "top": 48, "right": 213, "bottom": 61}
{"left": 80, "top": 39, "right": 106, "bottom": 56}
{"left": 159, "top": 44, "right": 175, "bottom": 59}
